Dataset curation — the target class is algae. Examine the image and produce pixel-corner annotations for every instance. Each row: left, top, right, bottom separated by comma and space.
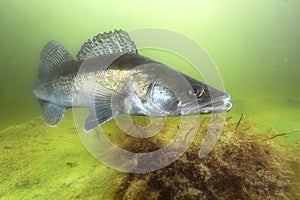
111, 115, 300, 200
0, 113, 299, 199
0, 112, 121, 200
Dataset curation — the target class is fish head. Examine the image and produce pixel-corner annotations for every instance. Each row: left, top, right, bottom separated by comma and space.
115, 62, 232, 117
144, 73, 232, 116
179, 75, 232, 114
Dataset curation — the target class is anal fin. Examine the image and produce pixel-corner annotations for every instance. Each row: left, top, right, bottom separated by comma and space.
41, 101, 67, 127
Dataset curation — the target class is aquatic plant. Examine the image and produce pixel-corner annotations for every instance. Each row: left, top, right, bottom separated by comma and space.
113, 115, 298, 200
0, 114, 298, 199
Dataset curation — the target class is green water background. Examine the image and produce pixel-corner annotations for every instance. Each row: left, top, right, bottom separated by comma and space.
0, 1, 299, 199
0, 0, 299, 140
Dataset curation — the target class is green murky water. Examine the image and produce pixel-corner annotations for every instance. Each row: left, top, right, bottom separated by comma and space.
0, 0, 299, 199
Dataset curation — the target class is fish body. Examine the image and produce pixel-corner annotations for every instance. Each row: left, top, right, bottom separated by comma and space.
33, 30, 232, 131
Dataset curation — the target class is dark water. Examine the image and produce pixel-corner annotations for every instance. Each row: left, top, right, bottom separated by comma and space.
0, 0, 299, 199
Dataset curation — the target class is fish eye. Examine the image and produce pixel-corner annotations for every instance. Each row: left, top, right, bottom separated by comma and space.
189, 87, 204, 98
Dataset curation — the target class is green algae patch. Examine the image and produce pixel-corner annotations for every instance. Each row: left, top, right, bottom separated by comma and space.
0, 113, 299, 199
0, 112, 122, 200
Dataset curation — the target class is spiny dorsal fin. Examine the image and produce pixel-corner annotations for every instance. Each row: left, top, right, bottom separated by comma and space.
39, 41, 73, 77
77, 30, 137, 60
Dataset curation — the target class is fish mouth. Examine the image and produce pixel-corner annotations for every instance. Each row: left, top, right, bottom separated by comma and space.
199, 94, 232, 113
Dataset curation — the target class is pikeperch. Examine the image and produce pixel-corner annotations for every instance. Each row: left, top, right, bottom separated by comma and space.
33, 30, 232, 131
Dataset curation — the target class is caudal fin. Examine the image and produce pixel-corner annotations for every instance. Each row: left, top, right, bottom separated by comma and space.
36, 41, 71, 126
39, 100, 66, 127
38, 41, 73, 78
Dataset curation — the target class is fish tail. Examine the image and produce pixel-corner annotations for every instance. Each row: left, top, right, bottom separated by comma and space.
35, 41, 72, 126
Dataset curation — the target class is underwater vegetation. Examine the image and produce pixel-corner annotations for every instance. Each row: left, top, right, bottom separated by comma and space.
0, 0, 299, 199
112, 115, 299, 200
0, 113, 299, 199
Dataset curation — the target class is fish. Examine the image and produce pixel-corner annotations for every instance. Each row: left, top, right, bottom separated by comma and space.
33, 30, 232, 132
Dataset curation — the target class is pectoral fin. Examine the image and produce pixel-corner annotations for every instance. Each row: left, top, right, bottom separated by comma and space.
84, 85, 118, 132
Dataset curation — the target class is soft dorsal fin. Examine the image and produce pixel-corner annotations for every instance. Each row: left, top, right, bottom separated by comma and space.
39, 41, 73, 77
77, 30, 137, 60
